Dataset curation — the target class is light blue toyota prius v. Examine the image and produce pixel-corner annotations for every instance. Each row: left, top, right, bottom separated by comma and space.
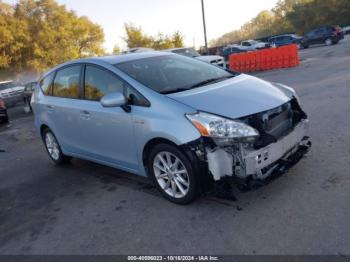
32, 52, 311, 204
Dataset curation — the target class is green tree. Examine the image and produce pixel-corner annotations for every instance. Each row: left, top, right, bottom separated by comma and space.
172, 31, 184, 48
210, 0, 350, 47
123, 23, 153, 48
112, 45, 121, 54
122, 23, 184, 50
0, 0, 105, 74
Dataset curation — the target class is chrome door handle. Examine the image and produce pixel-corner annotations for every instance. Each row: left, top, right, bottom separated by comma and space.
80, 110, 91, 120
47, 105, 54, 113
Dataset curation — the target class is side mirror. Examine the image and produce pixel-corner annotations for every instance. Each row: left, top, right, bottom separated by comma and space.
100, 92, 127, 108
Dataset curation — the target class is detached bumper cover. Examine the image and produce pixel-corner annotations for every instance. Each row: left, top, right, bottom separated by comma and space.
206, 119, 311, 181
244, 119, 310, 179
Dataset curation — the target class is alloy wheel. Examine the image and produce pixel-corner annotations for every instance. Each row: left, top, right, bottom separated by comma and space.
45, 132, 60, 160
153, 151, 190, 199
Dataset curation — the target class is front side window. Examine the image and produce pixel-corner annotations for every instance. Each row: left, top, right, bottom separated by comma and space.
84, 65, 125, 101
115, 55, 235, 94
53, 66, 81, 99
40, 73, 55, 96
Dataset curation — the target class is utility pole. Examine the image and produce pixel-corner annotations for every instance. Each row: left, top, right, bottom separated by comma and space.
201, 0, 208, 54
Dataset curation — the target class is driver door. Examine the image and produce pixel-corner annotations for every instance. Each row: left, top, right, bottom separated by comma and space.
76, 64, 139, 172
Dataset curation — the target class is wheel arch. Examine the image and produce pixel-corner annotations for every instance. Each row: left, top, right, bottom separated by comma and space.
141, 137, 212, 193
142, 137, 180, 172
40, 124, 50, 137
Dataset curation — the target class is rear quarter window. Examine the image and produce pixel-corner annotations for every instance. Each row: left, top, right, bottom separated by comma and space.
39, 73, 55, 96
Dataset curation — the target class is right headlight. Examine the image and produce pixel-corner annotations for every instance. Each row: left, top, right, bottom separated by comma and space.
186, 112, 259, 145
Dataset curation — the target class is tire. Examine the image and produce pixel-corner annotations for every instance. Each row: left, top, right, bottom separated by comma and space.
24, 97, 32, 112
0, 116, 8, 124
42, 128, 71, 165
303, 44, 309, 49
147, 143, 199, 205
325, 38, 332, 46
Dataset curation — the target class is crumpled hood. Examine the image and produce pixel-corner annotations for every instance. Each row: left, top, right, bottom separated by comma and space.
167, 74, 292, 119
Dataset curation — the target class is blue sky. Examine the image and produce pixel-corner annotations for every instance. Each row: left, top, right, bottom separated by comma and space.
5, 0, 278, 51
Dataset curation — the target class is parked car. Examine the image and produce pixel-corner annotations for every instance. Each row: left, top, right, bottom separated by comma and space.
220, 45, 246, 65
301, 26, 344, 48
0, 81, 25, 108
0, 98, 9, 124
32, 52, 311, 204
343, 26, 350, 35
268, 34, 303, 47
164, 47, 225, 68
23, 81, 37, 111
239, 40, 270, 51
123, 47, 154, 54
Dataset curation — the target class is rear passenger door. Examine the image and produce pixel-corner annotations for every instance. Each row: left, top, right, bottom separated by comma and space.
50, 64, 84, 153
75, 64, 139, 171
305, 31, 316, 45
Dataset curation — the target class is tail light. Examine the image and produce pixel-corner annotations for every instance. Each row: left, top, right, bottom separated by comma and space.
0, 99, 5, 108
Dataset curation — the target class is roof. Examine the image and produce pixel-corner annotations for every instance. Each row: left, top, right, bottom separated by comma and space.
41, 51, 174, 79
72, 51, 172, 65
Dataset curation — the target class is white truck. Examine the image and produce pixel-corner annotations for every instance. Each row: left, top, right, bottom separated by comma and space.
238, 40, 270, 51
0, 81, 25, 108
165, 48, 225, 68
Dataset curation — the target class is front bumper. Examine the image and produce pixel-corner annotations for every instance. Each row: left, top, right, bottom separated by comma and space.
244, 119, 310, 179
206, 119, 311, 181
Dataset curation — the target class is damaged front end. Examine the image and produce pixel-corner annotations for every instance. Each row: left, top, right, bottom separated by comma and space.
185, 98, 311, 189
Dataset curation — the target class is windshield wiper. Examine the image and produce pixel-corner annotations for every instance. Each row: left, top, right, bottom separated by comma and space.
189, 76, 233, 88
160, 75, 234, 94
161, 88, 189, 94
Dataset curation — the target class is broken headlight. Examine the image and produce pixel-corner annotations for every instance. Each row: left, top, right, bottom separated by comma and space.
186, 112, 259, 145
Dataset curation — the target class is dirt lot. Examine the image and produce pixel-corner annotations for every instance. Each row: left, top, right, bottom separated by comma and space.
0, 36, 350, 255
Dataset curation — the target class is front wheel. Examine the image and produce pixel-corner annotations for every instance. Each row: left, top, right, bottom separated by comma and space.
148, 144, 199, 204
42, 128, 71, 165
325, 38, 332, 46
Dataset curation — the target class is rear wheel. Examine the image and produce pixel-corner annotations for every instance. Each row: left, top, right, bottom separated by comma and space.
42, 128, 71, 165
147, 143, 199, 204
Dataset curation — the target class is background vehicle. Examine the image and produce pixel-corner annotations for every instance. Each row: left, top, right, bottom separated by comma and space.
23, 81, 37, 112
301, 26, 344, 48
0, 81, 25, 108
268, 34, 303, 47
220, 45, 246, 66
0, 98, 9, 124
343, 26, 350, 35
123, 47, 154, 53
32, 52, 310, 204
239, 40, 270, 51
165, 47, 225, 68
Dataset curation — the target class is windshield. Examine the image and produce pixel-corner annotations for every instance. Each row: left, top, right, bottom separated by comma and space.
0, 82, 15, 91
115, 55, 236, 94
171, 48, 201, 58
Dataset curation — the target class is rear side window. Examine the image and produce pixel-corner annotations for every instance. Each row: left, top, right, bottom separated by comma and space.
40, 73, 55, 96
53, 66, 81, 99
84, 65, 125, 101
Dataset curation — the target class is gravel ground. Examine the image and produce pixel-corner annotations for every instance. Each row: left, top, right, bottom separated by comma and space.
0, 36, 349, 255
